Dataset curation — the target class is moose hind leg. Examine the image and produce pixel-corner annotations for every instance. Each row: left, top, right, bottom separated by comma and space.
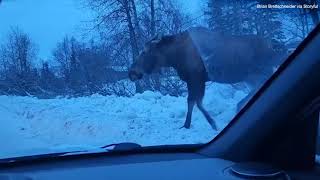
197, 100, 217, 130
182, 99, 195, 129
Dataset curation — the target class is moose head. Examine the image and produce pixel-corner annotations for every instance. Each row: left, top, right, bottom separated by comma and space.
128, 34, 166, 81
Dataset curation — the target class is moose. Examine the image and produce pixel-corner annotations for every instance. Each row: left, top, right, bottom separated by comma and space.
128, 27, 283, 130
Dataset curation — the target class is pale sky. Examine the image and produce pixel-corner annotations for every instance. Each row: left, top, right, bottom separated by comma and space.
0, 0, 205, 60
0, 0, 91, 60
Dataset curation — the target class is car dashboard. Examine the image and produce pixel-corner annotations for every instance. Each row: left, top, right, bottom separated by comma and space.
1, 152, 320, 180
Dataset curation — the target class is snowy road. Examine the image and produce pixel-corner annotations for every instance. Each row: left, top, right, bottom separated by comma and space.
0, 83, 247, 159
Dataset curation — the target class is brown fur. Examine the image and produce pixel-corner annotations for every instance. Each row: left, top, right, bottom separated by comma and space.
129, 27, 283, 129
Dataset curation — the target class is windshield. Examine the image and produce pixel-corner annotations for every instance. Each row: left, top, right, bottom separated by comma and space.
0, 0, 319, 159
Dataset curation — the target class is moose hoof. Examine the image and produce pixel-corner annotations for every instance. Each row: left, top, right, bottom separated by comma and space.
180, 125, 191, 129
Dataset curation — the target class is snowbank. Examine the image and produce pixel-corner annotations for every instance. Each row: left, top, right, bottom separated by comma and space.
0, 82, 247, 159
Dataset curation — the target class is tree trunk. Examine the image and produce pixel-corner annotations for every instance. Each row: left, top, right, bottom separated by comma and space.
309, 0, 319, 25
123, 0, 139, 59
150, 0, 161, 91
123, 0, 143, 93
301, 8, 307, 37
130, 0, 143, 48
151, 0, 156, 36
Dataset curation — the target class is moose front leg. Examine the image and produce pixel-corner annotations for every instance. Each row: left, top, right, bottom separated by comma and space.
181, 98, 195, 129
180, 79, 201, 129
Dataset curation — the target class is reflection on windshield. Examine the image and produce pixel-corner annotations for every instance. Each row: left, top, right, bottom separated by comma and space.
0, 0, 319, 159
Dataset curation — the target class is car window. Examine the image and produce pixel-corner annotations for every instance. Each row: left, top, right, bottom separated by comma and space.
0, 0, 319, 159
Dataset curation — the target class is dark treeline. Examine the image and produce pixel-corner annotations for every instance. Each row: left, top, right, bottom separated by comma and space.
0, 28, 128, 98
0, 0, 318, 98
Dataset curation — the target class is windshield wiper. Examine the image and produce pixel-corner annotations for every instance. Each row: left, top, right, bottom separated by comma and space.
100, 142, 142, 151
0, 142, 142, 165
60, 142, 143, 156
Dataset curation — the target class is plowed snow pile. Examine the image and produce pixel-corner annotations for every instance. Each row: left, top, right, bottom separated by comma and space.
0, 83, 247, 158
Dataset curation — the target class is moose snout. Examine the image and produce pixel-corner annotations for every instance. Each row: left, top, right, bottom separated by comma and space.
128, 69, 143, 81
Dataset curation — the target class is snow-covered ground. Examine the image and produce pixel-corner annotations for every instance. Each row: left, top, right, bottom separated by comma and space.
0, 83, 247, 159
